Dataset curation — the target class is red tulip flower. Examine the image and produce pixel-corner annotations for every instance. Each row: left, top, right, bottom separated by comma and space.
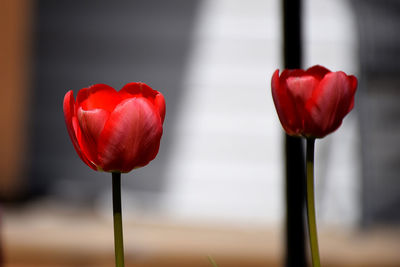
63, 82, 165, 173
271, 65, 357, 138
271, 65, 358, 267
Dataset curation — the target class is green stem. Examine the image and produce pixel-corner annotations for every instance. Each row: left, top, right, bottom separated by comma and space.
306, 138, 321, 267
208, 255, 219, 267
112, 172, 125, 267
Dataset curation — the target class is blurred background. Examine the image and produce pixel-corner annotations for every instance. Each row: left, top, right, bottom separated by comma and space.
1, 0, 399, 266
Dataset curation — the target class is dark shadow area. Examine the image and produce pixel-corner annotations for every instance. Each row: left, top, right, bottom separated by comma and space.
352, 0, 400, 226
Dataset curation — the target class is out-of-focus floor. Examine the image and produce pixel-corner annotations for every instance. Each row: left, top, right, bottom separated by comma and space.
3, 206, 400, 267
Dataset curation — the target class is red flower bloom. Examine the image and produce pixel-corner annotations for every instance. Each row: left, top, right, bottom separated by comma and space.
271, 65, 357, 138
63, 82, 165, 173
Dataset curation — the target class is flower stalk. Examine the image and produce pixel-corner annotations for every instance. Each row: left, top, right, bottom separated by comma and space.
306, 138, 320, 267
208, 256, 219, 267
112, 172, 125, 267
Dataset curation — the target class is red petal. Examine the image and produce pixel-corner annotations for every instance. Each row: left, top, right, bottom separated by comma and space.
271, 70, 293, 134
305, 65, 331, 80
77, 107, 110, 165
271, 69, 303, 136
97, 97, 163, 172
119, 82, 158, 99
63, 91, 97, 170
286, 75, 319, 131
76, 84, 121, 113
286, 75, 318, 106
120, 82, 166, 123
347, 75, 358, 112
348, 75, 358, 93
72, 117, 100, 169
306, 71, 355, 137
280, 69, 305, 80
155, 93, 166, 123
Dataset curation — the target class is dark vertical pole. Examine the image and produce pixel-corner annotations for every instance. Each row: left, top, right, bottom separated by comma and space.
282, 0, 307, 267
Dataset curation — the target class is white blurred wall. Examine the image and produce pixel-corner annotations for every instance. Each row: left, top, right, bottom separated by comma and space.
120, 0, 361, 228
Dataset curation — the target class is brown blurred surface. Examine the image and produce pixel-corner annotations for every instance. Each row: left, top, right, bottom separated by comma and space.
0, 0, 32, 198
3, 205, 400, 267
